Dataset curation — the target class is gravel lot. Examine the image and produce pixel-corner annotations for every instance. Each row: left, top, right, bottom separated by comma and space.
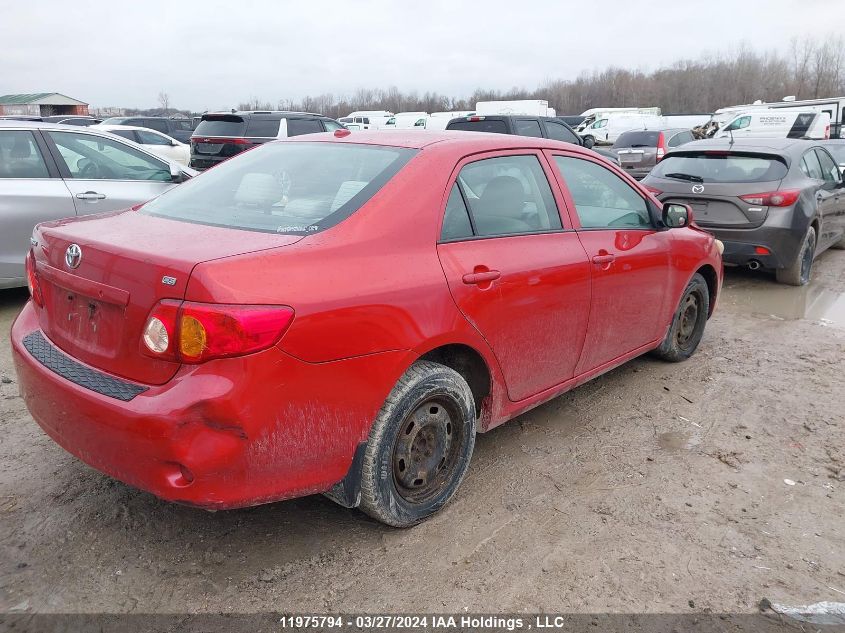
0, 252, 843, 615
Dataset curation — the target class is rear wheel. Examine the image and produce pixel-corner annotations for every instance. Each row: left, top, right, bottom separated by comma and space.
359, 361, 476, 527
653, 273, 710, 362
776, 226, 816, 286
582, 135, 595, 149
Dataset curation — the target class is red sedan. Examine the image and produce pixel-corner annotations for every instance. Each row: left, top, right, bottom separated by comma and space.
12, 131, 722, 527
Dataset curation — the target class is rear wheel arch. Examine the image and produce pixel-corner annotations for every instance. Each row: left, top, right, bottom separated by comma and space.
419, 343, 491, 419
694, 264, 718, 316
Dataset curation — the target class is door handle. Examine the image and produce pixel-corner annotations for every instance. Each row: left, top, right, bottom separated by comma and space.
591, 254, 616, 265
76, 191, 106, 200
462, 270, 501, 285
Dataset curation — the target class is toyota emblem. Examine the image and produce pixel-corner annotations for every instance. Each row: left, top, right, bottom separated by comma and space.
65, 244, 82, 269
692, 184, 704, 194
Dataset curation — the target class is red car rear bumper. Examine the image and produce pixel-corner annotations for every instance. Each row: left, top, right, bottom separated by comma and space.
11, 301, 408, 509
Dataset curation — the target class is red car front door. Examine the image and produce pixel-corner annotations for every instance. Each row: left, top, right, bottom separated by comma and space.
436, 151, 591, 402
548, 151, 672, 374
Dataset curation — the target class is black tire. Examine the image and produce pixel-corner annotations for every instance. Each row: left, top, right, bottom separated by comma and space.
359, 361, 476, 527
652, 273, 710, 362
775, 226, 816, 286
582, 135, 595, 149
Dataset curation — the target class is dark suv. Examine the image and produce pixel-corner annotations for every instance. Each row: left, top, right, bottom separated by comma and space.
100, 116, 195, 142
189, 111, 344, 170
446, 115, 618, 163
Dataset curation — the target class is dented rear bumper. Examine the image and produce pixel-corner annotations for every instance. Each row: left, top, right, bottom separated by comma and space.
11, 300, 408, 509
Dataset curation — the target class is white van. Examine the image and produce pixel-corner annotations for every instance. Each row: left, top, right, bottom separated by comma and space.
425, 111, 475, 130
576, 107, 661, 132
385, 112, 429, 129
714, 111, 831, 140
579, 114, 664, 145
338, 111, 393, 130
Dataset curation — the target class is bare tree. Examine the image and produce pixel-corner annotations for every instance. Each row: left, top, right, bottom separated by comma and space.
158, 91, 170, 114
230, 36, 845, 120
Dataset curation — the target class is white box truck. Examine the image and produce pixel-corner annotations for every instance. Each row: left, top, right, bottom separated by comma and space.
475, 100, 556, 117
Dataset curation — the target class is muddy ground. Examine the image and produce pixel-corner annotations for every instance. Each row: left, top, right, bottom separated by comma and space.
0, 252, 843, 615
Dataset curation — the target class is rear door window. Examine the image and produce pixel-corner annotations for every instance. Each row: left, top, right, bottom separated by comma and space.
145, 119, 169, 133
48, 131, 171, 181
136, 129, 172, 145
447, 119, 508, 134
544, 121, 580, 144
554, 155, 651, 229
514, 120, 543, 138
815, 148, 840, 183
109, 129, 138, 142
287, 119, 324, 137
456, 155, 562, 237
0, 130, 51, 178
800, 151, 824, 180
245, 118, 281, 137
651, 153, 789, 183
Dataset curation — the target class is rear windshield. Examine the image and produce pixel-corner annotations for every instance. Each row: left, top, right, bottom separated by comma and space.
141, 142, 417, 235
447, 119, 508, 134
613, 131, 660, 148
194, 116, 246, 137
651, 152, 789, 183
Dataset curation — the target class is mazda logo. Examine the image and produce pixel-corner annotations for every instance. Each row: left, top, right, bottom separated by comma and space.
65, 244, 82, 269
692, 185, 704, 194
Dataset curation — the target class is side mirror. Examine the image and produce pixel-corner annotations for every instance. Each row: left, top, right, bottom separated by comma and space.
582, 135, 595, 149
662, 202, 692, 228
169, 163, 184, 183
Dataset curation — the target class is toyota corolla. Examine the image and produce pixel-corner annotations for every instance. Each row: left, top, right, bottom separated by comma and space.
12, 130, 722, 527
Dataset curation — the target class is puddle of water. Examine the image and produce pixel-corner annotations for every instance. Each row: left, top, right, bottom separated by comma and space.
657, 431, 698, 451
723, 281, 845, 329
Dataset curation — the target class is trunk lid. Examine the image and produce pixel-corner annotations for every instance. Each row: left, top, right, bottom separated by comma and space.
32, 210, 301, 385
654, 178, 784, 228
647, 150, 789, 228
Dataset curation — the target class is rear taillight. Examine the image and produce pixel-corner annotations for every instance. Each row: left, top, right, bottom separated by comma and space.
25, 250, 43, 307
141, 301, 294, 364
656, 132, 667, 162
643, 185, 663, 196
739, 190, 800, 207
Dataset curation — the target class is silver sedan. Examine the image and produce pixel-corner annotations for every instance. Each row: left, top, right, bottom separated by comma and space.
0, 121, 195, 288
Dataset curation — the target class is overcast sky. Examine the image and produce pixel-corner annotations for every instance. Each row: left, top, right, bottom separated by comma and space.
2, 0, 843, 111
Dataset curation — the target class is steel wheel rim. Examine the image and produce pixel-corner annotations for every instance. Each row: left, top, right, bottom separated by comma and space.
676, 291, 701, 348
392, 397, 463, 504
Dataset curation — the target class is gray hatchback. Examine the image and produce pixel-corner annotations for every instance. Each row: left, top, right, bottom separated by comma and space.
611, 128, 695, 180
642, 138, 845, 285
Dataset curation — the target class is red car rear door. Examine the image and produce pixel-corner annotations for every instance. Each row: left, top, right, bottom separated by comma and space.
546, 150, 672, 374
436, 150, 591, 402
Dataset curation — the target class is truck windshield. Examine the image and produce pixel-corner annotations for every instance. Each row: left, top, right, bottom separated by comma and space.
447, 119, 508, 134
